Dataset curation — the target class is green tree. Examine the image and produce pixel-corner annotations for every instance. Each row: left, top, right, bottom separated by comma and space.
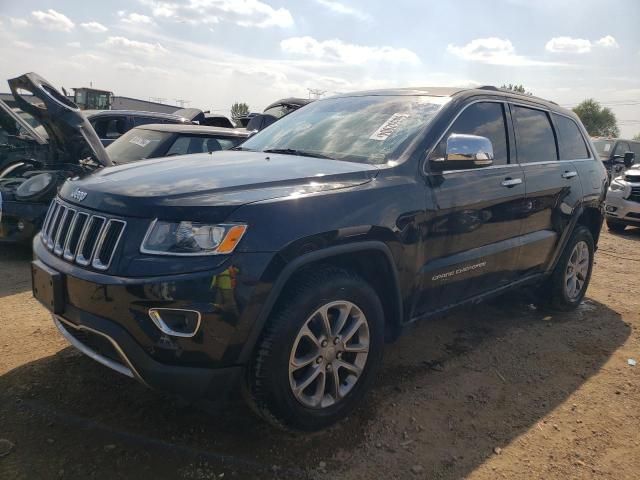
500, 84, 532, 95
572, 99, 619, 137
633, 132, 640, 141
230, 102, 250, 125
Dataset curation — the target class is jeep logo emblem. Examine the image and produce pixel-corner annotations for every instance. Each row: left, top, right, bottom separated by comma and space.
71, 188, 87, 201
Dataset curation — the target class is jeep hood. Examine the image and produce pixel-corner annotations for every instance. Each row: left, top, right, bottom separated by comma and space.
8, 72, 111, 167
58, 150, 379, 220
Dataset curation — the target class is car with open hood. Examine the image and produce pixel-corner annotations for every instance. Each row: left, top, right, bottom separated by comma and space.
0, 72, 111, 242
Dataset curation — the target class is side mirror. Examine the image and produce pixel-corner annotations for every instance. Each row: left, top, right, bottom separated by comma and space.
430, 134, 494, 171
623, 151, 635, 168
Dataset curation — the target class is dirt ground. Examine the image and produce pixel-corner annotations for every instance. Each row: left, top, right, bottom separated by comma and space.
1, 227, 639, 480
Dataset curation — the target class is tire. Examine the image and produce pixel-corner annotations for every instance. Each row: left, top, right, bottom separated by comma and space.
245, 266, 385, 431
542, 225, 595, 311
607, 220, 627, 233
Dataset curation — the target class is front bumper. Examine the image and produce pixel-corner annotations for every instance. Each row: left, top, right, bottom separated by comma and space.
51, 310, 242, 399
605, 191, 640, 225
33, 236, 275, 400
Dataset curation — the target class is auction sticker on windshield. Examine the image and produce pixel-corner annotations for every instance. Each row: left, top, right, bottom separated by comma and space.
129, 136, 152, 148
369, 113, 410, 141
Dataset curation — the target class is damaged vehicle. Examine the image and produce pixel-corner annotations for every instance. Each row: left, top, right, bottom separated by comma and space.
245, 97, 313, 132
105, 123, 250, 164
0, 72, 111, 243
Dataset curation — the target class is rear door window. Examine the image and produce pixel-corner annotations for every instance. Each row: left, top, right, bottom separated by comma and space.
512, 106, 557, 163
553, 114, 590, 160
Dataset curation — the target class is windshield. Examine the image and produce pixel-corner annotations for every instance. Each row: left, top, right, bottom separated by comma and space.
106, 129, 172, 164
241, 95, 447, 165
592, 139, 613, 159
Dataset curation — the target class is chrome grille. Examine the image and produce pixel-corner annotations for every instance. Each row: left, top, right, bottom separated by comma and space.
41, 199, 126, 270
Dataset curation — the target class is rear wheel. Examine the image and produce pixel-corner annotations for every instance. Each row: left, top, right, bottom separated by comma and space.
246, 266, 384, 431
607, 219, 627, 233
542, 225, 594, 311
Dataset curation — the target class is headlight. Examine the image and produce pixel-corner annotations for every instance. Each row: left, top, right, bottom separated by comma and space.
610, 180, 625, 191
141, 220, 247, 256
15, 173, 56, 201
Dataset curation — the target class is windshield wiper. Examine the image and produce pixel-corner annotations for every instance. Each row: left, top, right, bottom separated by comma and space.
262, 148, 335, 160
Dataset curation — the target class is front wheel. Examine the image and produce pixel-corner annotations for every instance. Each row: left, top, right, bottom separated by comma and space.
245, 266, 384, 431
542, 225, 594, 311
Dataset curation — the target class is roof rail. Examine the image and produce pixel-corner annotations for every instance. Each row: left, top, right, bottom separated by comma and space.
476, 85, 558, 105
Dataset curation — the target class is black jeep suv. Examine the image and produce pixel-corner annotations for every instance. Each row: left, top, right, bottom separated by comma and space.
31, 87, 607, 431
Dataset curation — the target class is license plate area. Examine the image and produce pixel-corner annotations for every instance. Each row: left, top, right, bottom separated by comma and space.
32, 261, 65, 314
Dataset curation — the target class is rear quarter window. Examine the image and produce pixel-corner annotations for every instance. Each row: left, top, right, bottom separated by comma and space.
512, 106, 557, 163
553, 114, 590, 160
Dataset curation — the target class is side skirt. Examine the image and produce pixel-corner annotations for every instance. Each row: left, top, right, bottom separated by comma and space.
406, 272, 546, 324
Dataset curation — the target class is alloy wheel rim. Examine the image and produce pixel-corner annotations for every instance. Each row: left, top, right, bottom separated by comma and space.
564, 240, 589, 301
288, 300, 370, 409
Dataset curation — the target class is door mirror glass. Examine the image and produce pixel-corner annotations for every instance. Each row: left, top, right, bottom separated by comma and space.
431, 134, 494, 171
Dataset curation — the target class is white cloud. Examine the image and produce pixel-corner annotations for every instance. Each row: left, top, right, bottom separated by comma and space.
314, 0, 371, 21
595, 35, 619, 49
281, 36, 420, 65
31, 9, 75, 32
120, 12, 155, 25
9, 17, 30, 28
12, 40, 33, 49
104, 36, 168, 55
545, 35, 619, 54
545, 36, 592, 54
80, 21, 109, 33
448, 37, 555, 66
140, 0, 293, 28
67, 42, 82, 48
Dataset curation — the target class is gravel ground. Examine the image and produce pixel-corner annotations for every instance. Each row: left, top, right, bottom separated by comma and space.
1, 227, 639, 479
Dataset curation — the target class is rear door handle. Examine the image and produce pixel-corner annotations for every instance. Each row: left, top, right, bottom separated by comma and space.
501, 178, 523, 187
562, 171, 578, 179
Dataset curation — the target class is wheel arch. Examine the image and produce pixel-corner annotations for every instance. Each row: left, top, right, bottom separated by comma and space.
238, 241, 404, 364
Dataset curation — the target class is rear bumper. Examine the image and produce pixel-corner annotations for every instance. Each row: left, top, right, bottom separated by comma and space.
52, 307, 243, 399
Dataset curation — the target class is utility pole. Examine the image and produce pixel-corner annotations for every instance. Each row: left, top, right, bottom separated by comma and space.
307, 88, 326, 100
174, 99, 191, 108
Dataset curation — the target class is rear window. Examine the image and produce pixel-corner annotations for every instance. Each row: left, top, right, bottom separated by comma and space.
166, 135, 244, 155
592, 139, 613, 159
92, 116, 127, 139
512, 106, 557, 163
106, 128, 172, 164
553, 114, 589, 160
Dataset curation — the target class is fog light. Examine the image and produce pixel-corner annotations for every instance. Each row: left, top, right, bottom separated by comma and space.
148, 308, 201, 337
605, 205, 617, 213
17, 220, 25, 231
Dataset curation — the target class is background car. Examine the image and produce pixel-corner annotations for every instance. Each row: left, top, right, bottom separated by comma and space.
86, 109, 201, 146
592, 137, 638, 179
244, 97, 313, 132
105, 123, 250, 164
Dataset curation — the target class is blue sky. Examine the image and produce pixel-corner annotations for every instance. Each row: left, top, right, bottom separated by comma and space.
1, 0, 639, 136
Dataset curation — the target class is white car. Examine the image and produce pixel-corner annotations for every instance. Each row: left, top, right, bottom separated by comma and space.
605, 166, 640, 231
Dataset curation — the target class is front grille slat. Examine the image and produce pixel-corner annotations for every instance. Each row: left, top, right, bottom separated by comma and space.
42, 198, 126, 271
630, 186, 640, 203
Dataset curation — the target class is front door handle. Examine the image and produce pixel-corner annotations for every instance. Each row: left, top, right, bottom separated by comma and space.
562, 171, 578, 179
501, 178, 523, 187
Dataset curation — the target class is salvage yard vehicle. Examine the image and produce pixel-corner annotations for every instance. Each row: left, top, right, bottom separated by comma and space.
245, 97, 313, 131
32, 86, 607, 431
86, 108, 201, 146
605, 164, 640, 232
592, 137, 638, 180
105, 124, 250, 164
0, 72, 111, 243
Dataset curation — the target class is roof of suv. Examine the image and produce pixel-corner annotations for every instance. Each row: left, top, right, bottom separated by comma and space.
83, 109, 192, 121
333, 86, 564, 112
134, 123, 250, 137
